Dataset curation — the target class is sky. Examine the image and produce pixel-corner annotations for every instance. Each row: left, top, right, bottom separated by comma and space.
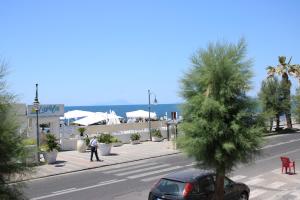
1, 0, 300, 106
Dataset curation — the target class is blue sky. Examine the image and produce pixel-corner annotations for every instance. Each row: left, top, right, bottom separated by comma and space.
1, 0, 300, 106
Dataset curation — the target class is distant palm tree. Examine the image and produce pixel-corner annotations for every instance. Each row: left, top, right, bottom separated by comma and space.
267, 56, 300, 129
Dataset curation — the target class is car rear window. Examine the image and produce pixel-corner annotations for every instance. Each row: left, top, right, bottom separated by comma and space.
155, 179, 186, 195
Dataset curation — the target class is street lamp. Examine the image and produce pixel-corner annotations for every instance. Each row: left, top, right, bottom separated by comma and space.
148, 89, 157, 141
33, 83, 40, 162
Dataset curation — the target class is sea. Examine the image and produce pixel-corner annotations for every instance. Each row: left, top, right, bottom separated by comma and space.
65, 103, 182, 119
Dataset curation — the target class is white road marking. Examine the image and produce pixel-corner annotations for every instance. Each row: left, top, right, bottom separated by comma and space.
97, 179, 120, 184
116, 164, 170, 176
30, 179, 127, 200
141, 173, 170, 182
92, 160, 150, 172
244, 178, 264, 185
261, 138, 300, 149
127, 166, 183, 179
230, 175, 247, 181
103, 162, 158, 174
185, 162, 197, 167
250, 189, 267, 199
264, 191, 290, 200
268, 181, 286, 189
291, 191, 300, 198
52, 188, 76, 194
271, 168, 282, 174
256, 148, 300, 163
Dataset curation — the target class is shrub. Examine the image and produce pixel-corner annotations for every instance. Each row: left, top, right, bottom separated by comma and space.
84, 135, 90, 146
22, 138, 36, 145
40, 134, 60, 152
111, 137, 121, 143
97, 133, 114, 144
130, 133, 141, 141
151, 129, 162, 138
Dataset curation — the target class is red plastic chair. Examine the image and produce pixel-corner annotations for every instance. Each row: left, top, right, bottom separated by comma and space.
280, 157, 296, 174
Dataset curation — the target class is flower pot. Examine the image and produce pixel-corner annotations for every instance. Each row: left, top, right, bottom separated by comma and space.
43, 150, 58, 164
112, 142, 123, 147
131, 140, 140, 145
99, 143, 112, 156
152, 136, 163, 142
77, 139, 87, 153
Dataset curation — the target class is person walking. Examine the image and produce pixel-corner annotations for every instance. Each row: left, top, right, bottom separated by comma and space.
90, 136, 101, 162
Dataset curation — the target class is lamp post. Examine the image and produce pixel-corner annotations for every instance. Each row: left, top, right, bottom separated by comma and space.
33, 83, 40, 162
148, 89, 157, 141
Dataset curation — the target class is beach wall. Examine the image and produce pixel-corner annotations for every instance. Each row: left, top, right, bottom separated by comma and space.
60, 121, 168, 137
59, 121, 172, 150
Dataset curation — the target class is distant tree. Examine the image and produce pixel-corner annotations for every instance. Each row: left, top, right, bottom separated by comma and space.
178, 39, 264, 200
267, 56, 300, 129
0, 60, 30, 200
259, 77, 283, 132
293, 88, 300, 123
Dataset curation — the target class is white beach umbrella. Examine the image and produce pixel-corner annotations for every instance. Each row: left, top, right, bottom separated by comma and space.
64, 110, 94, 119
126, 110, 156, 119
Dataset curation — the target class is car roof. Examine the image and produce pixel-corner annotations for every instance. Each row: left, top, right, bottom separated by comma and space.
163, 168, 214, 183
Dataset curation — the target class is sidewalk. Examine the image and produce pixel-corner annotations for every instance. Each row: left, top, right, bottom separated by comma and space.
19, 140, 179, 181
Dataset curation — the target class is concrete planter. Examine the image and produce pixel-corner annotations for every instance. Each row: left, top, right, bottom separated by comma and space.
77, 139, 87, 153
131, 140, 140, 145
152, 136, 163, 142
43, 150, 58, 164
99, 143, 112, 156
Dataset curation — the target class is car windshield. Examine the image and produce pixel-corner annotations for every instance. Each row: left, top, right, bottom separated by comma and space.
155, 179, 186, 196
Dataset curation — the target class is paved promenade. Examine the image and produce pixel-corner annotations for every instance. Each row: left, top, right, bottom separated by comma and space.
21, 140, 179, 181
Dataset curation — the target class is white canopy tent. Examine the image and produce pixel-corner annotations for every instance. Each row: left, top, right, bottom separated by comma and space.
106, 111, 122, 125
62, 110, 95, 126
63, 110, 95, 119
126, 110, 157, 120
72, 112, 108, 126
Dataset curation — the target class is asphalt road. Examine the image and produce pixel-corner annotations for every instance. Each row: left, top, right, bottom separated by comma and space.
22, 133, 300, 200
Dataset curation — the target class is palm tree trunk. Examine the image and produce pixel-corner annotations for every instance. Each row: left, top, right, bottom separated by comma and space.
213, 169, 225, 200
282, 73, 293, 129
269, 117, 273, 132
276, 113, 280, 130
286, 112, 292, 129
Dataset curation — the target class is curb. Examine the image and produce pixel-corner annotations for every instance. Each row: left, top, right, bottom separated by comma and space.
11, 151, 181, 183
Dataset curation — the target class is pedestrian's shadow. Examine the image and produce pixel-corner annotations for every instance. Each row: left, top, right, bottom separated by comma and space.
53, 160, 67, 167
108, 153, 119, 156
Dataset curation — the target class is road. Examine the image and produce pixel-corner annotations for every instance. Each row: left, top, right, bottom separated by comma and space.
23, 133, 300, 200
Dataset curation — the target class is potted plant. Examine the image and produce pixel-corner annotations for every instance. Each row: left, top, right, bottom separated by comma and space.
97, 133, 114, 156
41, 133, 60, 164
130, 133, 141, 144
84, 134, 90, 150
111, 137, 123, 147
77, 127, 87, 152
77, 127, 86, 138
151, 129, 163, 142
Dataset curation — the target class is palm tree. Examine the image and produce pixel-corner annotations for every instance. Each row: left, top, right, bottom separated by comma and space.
267, 56, 300, 128
178, 39, 264, 200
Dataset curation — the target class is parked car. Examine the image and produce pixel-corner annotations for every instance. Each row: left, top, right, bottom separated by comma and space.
148, 168, 249, 200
